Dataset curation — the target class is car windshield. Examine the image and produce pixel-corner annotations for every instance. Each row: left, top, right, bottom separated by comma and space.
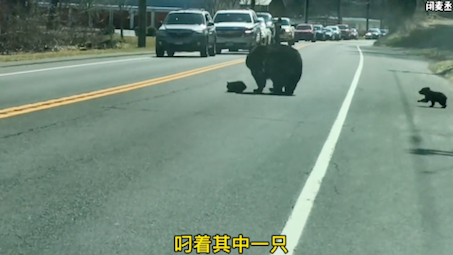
280, 19, 290, 25
324, 28, 331, 32
297, 25, 311, 30
338, 25, 348, 29
165, 13, 204, 25
329, 27, 338, 30
314, 26, 322, 30
257, 14, 271, 22
214, 13, 251, 23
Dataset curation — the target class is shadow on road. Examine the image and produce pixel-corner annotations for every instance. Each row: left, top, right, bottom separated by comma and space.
151, 55, 202, 58
226, 91, 294, 96
388, 69, 436, 75
409, 148, 453, 157
417, 105, 446, 109
353, 46, 427, 61
219, 52, 249, 55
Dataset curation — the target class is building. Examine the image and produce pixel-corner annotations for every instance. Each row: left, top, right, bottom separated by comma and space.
236, 0, 300, 16
239, 0, 272, 12
37, 0, 206, 30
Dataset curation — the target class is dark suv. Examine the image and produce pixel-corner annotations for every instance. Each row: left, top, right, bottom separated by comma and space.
155, 9, 217, 57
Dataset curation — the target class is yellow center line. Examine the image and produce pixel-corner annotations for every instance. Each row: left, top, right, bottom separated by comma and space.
0, 44, 312, 120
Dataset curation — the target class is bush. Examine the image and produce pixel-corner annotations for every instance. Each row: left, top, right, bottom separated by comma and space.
102, 25, 116, 35
0, 14, 121, 54
134, 26, 157, 37
375, 22, 453, 51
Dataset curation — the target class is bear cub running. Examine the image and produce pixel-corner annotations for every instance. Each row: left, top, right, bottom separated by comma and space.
418, 87, 447, 108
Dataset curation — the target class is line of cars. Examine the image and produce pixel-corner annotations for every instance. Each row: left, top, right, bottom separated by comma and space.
364, 28, 389, 39
154, 8, 364, 58
293, 23, 360, 42
155, 8, 272, 57
155, 8, 308, 57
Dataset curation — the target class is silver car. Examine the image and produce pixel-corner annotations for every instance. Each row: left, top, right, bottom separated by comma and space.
213, 9, 261, 53
257, 17, 272, 45
325, 25, 341, 40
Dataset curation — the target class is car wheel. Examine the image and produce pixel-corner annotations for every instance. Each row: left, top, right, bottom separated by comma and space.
166, 49, 175, 57
200, 42, 208, 57
208, 41, 216, 56
215, 45, 222, 54
156, 44, 164, 57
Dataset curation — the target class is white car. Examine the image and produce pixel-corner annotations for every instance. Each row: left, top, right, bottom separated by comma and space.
323, 27, 334, 40
325, 25, 341, 40
273, 17, 296, 45
257, 17, 272, 45
213, 9, 261, 53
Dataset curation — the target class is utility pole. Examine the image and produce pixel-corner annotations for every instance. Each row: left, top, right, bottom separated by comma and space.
251, 0, 256, 10
337, 0, 342, 24
138, 0, 147, 48
366, 0, 370, 31
379, 0, 385, 29
304, 0, 309, 23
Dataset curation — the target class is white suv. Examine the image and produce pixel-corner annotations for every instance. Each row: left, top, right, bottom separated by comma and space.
213, 9, 261, 54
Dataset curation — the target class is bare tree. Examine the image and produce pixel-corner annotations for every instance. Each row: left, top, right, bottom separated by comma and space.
117, 0, 133, 39
77, 0, 109, 28
204, 0, 241, 15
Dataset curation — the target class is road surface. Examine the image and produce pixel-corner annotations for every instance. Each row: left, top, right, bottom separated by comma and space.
1, 40, 453, 255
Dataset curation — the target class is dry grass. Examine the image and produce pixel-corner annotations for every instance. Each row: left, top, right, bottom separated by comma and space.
0, 35, 155, 62
429, 60, 453, 83
374, 17, 453, 83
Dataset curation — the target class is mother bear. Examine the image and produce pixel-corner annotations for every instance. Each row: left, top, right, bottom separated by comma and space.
246, 44, 303, 95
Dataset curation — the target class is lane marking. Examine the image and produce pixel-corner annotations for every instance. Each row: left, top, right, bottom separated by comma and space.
271, 45, 364, 255
0, 43, 312, 120
0, 57, 149, 77
0, 59, 245, 119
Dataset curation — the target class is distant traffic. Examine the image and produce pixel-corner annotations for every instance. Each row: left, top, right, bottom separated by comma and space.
154, 8, 389, 57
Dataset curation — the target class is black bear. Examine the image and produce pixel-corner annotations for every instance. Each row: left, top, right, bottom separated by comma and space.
245, 44, 303, 95
418, 87, 447, 108
226, 81, 247, 93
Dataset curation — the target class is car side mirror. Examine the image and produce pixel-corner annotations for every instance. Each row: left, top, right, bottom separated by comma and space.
208, 21, 214, 26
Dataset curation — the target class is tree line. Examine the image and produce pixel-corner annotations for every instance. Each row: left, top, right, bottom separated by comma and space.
0, 0, 435, 54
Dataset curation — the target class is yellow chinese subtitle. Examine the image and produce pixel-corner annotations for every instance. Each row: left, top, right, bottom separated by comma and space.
174, 234, 288, 254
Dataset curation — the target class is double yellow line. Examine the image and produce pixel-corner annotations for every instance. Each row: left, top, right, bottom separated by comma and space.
0, 59, 244, 119
0, 43, 310, 120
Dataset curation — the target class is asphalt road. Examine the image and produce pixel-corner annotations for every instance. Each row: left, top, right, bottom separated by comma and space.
1, 40, 453, 255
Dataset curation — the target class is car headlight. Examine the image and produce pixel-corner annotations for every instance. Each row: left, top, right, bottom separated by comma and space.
194, 30, 206, 35
244, 29, 253, 34
285, 28, 290, 32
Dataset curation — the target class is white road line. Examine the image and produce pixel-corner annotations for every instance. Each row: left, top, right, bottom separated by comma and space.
272, 45, 364, 255
0, 57, 149, 77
